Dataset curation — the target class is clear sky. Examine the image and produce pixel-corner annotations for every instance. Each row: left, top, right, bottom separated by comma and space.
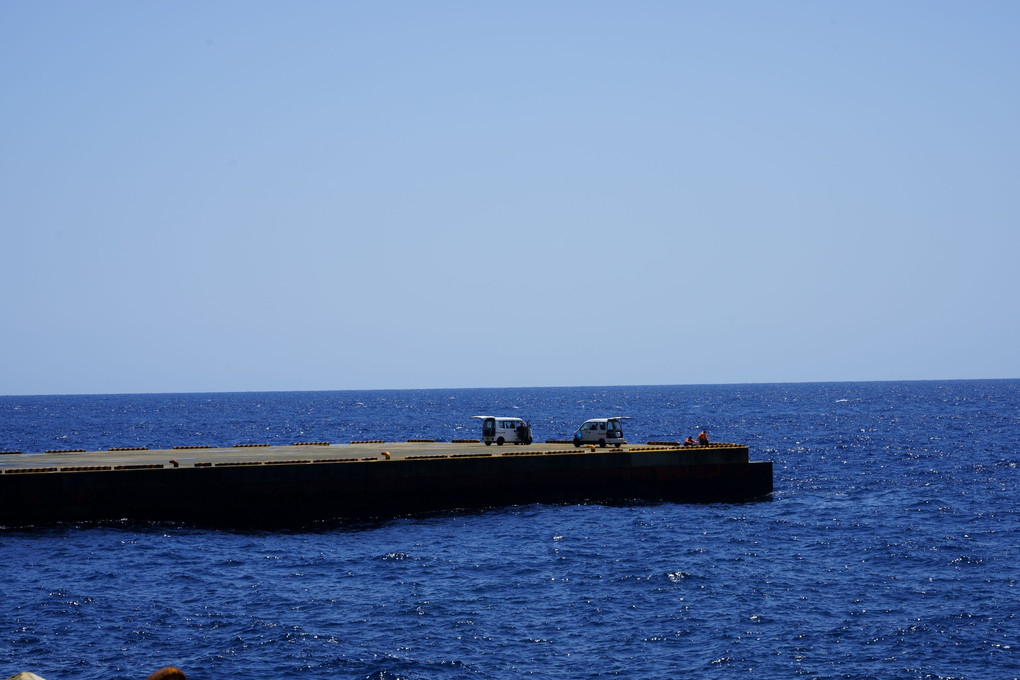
2, 1, 1018, 395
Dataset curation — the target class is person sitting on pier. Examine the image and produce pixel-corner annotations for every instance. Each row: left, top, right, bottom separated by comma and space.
684, 436, 695, 447
697, 430, 709, 446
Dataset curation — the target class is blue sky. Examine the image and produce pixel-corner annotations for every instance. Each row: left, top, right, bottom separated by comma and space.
2, 1, 1018, 395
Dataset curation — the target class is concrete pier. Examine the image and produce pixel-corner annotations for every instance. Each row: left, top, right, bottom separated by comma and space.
0, 441, 772, 528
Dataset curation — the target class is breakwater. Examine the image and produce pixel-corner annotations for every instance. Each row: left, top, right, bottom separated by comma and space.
0, 442, 771, 527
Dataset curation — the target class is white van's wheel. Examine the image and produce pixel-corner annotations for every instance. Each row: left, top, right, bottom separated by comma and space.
497, 437, 505, 445
599, 439, 606, 448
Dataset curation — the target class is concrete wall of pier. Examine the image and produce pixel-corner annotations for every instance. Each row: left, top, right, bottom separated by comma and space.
0, 447, 772, 528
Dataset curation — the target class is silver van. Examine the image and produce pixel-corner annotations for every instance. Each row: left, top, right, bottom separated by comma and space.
573, 417, 628, 448
471, 416, 533, 445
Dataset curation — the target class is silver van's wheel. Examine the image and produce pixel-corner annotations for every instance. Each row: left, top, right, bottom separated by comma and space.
497, 437, 505, 445
485, 441, 491, 446
599, 439, 606, 448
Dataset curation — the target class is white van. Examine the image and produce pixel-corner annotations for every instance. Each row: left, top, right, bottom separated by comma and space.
471, 416, 533, 445
573, 417, 629, 448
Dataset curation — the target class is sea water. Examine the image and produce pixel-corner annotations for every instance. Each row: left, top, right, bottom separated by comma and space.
0, 381, 1017, 679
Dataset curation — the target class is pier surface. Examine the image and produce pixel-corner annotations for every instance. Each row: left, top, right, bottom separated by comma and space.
0, 441, 772, 528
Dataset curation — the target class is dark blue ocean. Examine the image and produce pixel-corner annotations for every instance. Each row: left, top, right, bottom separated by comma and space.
1, 381, 1017, 680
